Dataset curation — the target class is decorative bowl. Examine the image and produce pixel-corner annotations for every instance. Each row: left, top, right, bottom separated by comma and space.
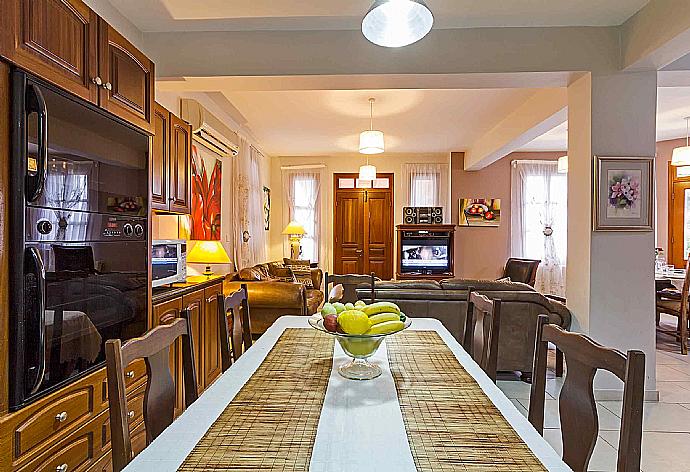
308, 316, 411, 380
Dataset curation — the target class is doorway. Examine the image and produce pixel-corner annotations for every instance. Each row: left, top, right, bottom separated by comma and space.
333, 173, 394, 279
669, 164, 690, 267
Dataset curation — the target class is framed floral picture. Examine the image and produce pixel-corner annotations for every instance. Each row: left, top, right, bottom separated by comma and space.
593, 156, 654, 231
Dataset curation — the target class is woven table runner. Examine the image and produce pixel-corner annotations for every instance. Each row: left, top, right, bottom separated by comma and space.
178, 328, 334, 471
387, 330, 548, 471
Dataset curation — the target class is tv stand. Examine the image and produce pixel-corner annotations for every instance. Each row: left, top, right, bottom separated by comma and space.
396, 224, 455, 280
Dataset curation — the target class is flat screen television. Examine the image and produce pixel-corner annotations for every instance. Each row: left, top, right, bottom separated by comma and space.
400, 239, 450, 274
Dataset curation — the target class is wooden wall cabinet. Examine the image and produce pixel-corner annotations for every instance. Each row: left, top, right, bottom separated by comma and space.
151, 103, 192, 214
0, 0, 154, 133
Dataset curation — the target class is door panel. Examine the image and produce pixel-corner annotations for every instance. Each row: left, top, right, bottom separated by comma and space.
99, 20, 154, 133
203, 284, 223, 388
151, 103, 169, 211
4, 0, 99, 103
152, 298, 183, 417
169, 113, 192, 214
334, 191, 364, 275
182, 290, 204, 395
333, 174, 393, 279
670, 180, 690, 267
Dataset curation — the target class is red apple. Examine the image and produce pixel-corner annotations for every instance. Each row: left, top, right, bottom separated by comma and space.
485, 211, 495, 220
323, 315, 339, 333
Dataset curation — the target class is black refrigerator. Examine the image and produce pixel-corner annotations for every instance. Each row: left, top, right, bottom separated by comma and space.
8, 68, 150, 410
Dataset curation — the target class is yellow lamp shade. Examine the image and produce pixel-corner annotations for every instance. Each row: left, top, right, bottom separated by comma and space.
187, 241, 230, 264
282, 221, 306, 236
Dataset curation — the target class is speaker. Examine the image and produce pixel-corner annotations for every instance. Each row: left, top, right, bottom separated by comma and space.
403, 207, 418, 224
403, 207, 444, 224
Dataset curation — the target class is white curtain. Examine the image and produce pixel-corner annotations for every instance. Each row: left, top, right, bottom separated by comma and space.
402, 163, 450, 221
232, 137, 267, 268
511, 160, 567, 296
282, 168, 322, 262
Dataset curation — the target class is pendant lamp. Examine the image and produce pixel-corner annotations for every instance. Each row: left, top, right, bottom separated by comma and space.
362, 0, 434, 48
359, 98, 384, 155
672, 117, 690, 166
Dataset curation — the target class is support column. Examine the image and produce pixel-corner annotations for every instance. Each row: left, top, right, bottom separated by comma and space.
566, 72, 658, 398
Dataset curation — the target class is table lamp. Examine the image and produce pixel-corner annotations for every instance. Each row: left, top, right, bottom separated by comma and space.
187, 240, 231, 277
282, 221, 306, 260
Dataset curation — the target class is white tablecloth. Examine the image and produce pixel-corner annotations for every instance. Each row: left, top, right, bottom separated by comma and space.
125, 316, 570, 471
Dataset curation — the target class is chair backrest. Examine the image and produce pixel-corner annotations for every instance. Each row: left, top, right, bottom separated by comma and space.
105, 317, 198, 472
218, 283, 252, 371
679, 257, 690, 319
528, 315, 645, 472
324, 272, 377, 304
463, 290, 501, 382
503, 258, 541, 286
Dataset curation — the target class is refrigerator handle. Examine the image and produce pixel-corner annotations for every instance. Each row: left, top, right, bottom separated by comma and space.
25, 83, 48, 202
26, 247, 46, 395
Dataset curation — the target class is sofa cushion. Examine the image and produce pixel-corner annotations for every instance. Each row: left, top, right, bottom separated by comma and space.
238, 267, 263, 281
271, 267, 296, 283
440, 279, 534, 292
284, 258, 311, 267
373, 280, 442, 290
288, 264, 314, 288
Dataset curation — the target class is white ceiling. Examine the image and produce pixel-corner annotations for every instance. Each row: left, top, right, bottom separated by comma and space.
218, 88, 538, 156
111, 0, 649, 32
523, 86, 690, 151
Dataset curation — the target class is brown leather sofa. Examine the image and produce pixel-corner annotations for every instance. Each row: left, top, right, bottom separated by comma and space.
224, 262, 324, 335
356, 279, 571, 379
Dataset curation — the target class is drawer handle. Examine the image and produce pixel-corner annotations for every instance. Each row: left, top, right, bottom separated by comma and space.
103, 82, 112, 91
91, 76, 102, 86
127, 411, 135, 421
55, 411, 68, 423
126, 370, 135, 379
207, 296, 217, 303
56, 463, 68, 472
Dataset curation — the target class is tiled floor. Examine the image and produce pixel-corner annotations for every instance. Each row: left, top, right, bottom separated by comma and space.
497, 314, 690, 472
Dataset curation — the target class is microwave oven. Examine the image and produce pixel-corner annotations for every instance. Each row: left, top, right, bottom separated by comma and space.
152, 240, 187, 287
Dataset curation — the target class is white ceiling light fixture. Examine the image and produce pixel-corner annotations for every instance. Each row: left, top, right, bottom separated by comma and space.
672, 117, 690, 166
362, 0, 434, 48
359, 98, 384, 155
558, 155, 568, 174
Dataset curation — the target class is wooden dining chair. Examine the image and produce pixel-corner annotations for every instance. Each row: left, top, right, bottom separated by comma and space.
105, 317, 198, 472
463, 290, 501, 382
528, 315, 645, 472
324, 272, 377, 304
218, 283, 253, 372
656, 257, 690, 354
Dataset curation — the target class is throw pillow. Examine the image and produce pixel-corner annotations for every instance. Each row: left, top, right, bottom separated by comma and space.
271, 267, 296, 283
239, 267, 262, 281
283, 258, 310, 268
497, 277, 512, 283
286, 264, 314, 288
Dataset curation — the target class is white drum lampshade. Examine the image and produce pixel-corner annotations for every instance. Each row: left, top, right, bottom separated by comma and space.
359, 130, 385, 154
557, 155, 568, 174
359, 164, 377, 181
672, 117, 690, 166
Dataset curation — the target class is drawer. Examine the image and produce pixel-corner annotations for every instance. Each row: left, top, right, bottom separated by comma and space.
14, 386, 95, 460
99, 358, 147, 408
131, 422, 147, 458
100, 383, 146, 451
87, 452, 112, 472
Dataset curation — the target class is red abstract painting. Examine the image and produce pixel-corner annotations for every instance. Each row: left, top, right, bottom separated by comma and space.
190, 144, 222, 240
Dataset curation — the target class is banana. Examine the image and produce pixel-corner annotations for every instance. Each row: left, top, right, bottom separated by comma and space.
366, 320, 405, 335
368, 312, 400, 325
362, 302, 400, 316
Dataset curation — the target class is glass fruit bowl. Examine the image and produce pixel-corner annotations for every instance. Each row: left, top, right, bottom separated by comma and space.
308, 316, 412, 380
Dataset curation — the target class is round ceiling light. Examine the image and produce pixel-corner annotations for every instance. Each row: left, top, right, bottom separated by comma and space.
362, 0, 434, 48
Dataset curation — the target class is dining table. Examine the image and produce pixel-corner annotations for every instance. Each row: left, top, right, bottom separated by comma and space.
124, 316, 570, 471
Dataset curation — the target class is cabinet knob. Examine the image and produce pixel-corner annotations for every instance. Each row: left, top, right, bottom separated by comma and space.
127, 410, 135, 421
125, 370, 135, 379
91, 76, 102, 86
103, 82, 113, 91
55, 411, 68, 423
56, 464, 68, 472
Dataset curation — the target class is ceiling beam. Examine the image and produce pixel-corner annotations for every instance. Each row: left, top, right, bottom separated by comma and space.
145, 27, 620, 78
621, 0, 690, 71
463, 88, 567, 170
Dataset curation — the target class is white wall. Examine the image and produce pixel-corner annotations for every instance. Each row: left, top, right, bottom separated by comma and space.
268, 153, 450, 273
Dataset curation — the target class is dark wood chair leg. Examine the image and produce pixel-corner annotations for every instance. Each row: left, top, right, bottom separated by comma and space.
555, 347, 564, 377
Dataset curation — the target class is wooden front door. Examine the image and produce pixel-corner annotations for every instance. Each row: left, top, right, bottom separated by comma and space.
669, 164, 690, 267
333, 173, 393, 279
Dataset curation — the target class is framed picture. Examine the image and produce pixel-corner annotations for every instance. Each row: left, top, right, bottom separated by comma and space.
459, 198, 501, 227
263, 186, 271, 230
593, 156, 654, 232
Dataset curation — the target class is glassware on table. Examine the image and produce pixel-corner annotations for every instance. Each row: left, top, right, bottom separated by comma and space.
308, 316, 411, 380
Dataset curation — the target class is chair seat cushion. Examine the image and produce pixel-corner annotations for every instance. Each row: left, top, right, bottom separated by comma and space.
657, 299, 682, 315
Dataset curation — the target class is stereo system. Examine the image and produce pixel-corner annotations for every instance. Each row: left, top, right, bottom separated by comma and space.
403, 206, 444, 225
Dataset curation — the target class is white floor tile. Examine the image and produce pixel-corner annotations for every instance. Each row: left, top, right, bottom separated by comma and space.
496, 380, 532, 400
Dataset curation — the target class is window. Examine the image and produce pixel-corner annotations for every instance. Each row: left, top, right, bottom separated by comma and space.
511, 160, 567, 296
403, 163, 449, 218
283, 170, 321, 262
410, 174, 438, 207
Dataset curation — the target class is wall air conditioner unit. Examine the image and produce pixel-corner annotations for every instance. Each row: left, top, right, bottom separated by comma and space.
180, 98, 240, 158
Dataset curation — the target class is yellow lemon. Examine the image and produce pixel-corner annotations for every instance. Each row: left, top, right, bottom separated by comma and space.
337, 310, 370, 335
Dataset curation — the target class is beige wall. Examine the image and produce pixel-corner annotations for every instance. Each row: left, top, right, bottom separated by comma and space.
152, 89, 271, 275
268, 153, 451, 273
655, 138, 686, 255
450, 151, 565, 279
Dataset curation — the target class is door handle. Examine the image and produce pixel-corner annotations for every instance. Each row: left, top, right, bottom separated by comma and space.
25, 83, 48, 202
355, 249, 363, 256
26, 247, 46, 395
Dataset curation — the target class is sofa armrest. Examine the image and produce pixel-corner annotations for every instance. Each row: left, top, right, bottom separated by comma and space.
546, 299, 572, 329
311, 269, 323, 290
224, 280, 306, 310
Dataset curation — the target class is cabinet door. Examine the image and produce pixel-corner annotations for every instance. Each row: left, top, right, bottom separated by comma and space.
169, 113, 192, 214
203, 284, 223, 388
2, 0, 99, 103
181, 290, 204, 395
98, 19, 154, 133
152, 298, 183, 417
151, 103, 170, 211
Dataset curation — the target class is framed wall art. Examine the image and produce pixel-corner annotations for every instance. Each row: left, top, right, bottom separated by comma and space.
593, 156, 654, 232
